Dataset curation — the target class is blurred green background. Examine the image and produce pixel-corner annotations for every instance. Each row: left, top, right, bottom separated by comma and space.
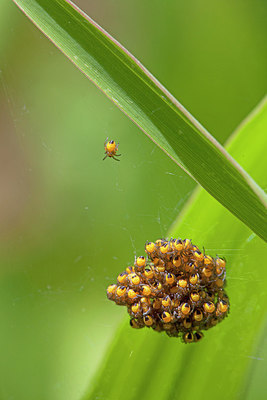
0, 0, 266, 399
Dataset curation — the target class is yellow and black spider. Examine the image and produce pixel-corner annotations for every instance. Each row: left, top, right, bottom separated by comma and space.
103, 138, 121, 161
107, 237, 230, 343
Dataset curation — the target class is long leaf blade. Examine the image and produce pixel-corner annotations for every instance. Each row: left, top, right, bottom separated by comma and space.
84, 89, 267, 400
12, 0, 267, 240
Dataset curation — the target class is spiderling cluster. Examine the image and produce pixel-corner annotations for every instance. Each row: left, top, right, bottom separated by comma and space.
107, 238, 229, 343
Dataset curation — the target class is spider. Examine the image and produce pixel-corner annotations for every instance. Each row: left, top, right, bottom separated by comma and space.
107, 237, 229, 344
103, 138, 121, 161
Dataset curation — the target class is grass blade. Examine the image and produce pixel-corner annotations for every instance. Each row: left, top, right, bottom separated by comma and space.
84, 87, 267, 400
12, 0, 267, 240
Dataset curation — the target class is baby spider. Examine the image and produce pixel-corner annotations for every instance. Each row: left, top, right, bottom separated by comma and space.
103, 138, 121, 161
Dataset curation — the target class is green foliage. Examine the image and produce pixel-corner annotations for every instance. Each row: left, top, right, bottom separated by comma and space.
13, 0, 267, 241
1, 1, 267, 399
86, 93, 267, 400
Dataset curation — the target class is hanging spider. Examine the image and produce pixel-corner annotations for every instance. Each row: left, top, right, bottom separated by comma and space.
103, 138, 121, 161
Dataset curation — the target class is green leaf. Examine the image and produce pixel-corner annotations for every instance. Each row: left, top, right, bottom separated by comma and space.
12, 0, 267, 241
84, 99, 267, 399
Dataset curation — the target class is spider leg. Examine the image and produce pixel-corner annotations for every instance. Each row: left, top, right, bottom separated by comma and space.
112, 156, 121, 161
103, 154, 108, 160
